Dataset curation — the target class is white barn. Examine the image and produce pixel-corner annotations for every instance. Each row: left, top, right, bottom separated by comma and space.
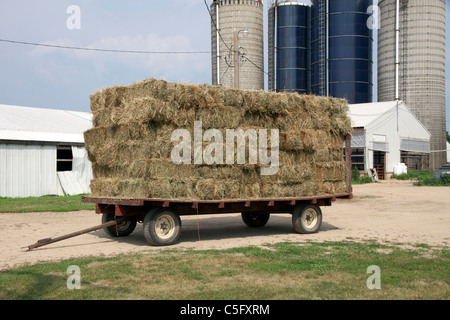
447, 142, 450, 163
348, 101, 431, 179
0, 104, 93, 198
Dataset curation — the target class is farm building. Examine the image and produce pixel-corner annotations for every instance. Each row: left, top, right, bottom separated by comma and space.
447, 142, 450, 163
0, 104, 93, 198
348, 101, 431, 179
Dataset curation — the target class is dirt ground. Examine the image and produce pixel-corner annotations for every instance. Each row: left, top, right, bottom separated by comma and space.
1, 179, 449, 270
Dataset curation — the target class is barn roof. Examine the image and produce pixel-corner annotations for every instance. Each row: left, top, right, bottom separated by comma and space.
0, 104, 92, 144
348, 100, 431, 137
348, 101, 402, 128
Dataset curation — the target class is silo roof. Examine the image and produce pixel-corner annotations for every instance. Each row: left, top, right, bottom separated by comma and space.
0, 104, 92, 144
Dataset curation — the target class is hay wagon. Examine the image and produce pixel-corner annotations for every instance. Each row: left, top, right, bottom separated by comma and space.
80, 134, 352, 246
81, 189, 352, 246
26, 80, 354, 250
27, 184, 351, 251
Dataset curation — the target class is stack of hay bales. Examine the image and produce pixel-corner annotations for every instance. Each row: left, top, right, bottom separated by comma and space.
84, 78, 351, 200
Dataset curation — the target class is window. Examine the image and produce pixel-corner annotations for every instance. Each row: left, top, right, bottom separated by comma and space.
351, 148, 365, 171
57, 146, 73, 172
401, 151, 430, 171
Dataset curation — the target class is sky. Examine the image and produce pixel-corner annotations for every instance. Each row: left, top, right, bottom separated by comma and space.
0, 0, 449, 131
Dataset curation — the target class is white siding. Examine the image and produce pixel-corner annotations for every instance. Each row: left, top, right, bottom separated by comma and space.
350, 101, 431, 175
56, 146, 92, 196
72, 146, 92, 193
0, 144, 57, 198
447, 142, 450, 163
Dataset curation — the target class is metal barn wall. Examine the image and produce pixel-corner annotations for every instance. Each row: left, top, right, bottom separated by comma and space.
0, 144, 58, 198
447, 142, 450, 163
371, 104, 430, 175
349, 101, 431, 176
57, 146, 93, 196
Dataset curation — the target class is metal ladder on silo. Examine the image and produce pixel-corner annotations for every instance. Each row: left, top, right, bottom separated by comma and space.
317, 0, 326, 97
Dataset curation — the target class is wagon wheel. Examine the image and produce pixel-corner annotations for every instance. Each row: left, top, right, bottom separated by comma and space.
241, 212, 270, 227
143, 208, 181, 246
101, 213, 137, 237
291, 204, 322, 234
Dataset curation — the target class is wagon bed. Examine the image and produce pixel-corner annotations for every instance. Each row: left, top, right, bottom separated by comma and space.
80, 192, 352, 246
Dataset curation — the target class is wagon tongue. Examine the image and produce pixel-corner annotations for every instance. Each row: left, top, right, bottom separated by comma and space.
37, 238, 52, 245
24, 219, 120, 251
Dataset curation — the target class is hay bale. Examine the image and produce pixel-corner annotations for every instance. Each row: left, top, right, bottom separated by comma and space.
85, 78, 351, 200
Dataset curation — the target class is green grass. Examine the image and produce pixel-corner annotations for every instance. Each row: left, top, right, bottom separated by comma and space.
351, 167, 374, 184
391, 171, 450, 186
0, 195, 95, 213
1, 242, 448, 300
391, 170, 433, 181
352, 176, 374, 184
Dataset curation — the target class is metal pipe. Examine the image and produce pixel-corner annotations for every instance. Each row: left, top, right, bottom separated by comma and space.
234, 31, 239, 88
325, 0, 329, 97
238, 46, 242, 89
395, 0, 400, 101
216, 2, 220, 85
395, 0, 400, 131
274, 3, 278, 91
25, 219, 119, 251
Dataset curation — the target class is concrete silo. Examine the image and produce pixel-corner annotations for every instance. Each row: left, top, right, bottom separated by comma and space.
311, 0, 373, 104
210, 0, 264, 90
378, 0, 446, 170
268, 1, 311, 94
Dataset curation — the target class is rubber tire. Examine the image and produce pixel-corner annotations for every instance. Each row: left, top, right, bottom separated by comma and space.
241, 212, 270, 227
143, 208, 181, 246
101, 213, 137, 237
292, 204, 322, 234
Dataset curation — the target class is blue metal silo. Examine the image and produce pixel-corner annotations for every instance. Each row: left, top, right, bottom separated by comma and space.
268, 1, 311, 94
311, 0, 373, 104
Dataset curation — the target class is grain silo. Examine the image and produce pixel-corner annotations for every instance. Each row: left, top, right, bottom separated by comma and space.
268, 1, 311, 94
311, 0, 373, 104
378, 0, 446, 170
210, 0, 264, 90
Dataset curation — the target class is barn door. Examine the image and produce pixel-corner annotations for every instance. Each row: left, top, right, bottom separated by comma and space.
373, 151, 385, 180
